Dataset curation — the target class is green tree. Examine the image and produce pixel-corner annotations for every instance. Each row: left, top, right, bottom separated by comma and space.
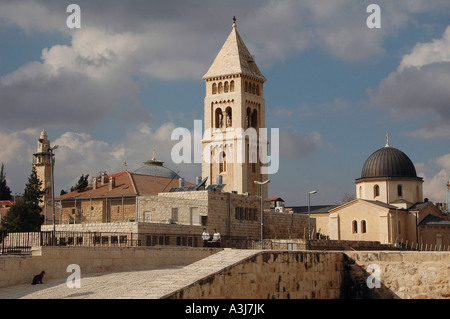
0, 163, 12, 201
0, 167, 45, 232
70, 174, 89, 192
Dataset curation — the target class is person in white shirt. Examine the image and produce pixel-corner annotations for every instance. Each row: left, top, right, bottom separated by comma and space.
212, 229, 221, 247
202, 228, 210, 247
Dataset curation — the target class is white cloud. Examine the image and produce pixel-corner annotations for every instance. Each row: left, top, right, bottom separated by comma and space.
279, 129, 321, 159
399, 26, 450, 71
417, 153, 450, 202
368, 26, 450, 137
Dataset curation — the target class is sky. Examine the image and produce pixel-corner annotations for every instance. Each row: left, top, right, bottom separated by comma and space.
0, 0, 450, 206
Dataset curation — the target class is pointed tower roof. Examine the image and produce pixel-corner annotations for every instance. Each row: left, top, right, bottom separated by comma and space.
203, 19, 266, 82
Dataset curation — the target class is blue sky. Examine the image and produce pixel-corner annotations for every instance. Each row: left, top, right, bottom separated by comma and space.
1, 0, 450, 206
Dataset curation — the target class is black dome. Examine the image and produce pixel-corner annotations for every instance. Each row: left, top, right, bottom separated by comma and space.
360, 146, 417, 179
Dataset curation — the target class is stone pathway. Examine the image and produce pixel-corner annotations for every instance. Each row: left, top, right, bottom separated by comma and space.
0, 249, 261, 299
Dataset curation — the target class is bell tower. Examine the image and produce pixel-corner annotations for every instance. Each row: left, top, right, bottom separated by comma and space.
33, 129, 52, 204
201, 18, 268, 197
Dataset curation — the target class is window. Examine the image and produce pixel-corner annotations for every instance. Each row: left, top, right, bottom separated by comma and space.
190, 207, 200, 225
212, 83, 217, 94
374, 185, 380, 198
215, 108, 224, 128
361, 220, 367, 233
251, 109, 258, 128
218, 82, 223, 94
397, 185, 403, 197
224, 81, 229, 93
225, 107, 232, 127
359, 186, 362, 198
230, 80, 235, 92
352, 220, 358, 233
171, 208, 178, 222
219, 152, 226, 173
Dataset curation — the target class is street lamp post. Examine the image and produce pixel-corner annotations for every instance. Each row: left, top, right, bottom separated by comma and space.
308, 190, 317, 241
254, 180, 270, 250
49, 145, 58, 246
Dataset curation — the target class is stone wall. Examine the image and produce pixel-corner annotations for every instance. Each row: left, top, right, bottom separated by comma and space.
165, 251, 345, 299
0, 246, 219, 288
344, 251, 450, 299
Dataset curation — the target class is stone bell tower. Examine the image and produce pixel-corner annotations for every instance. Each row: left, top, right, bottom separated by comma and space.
33, 129, 52, 204
201, 18, 268, 197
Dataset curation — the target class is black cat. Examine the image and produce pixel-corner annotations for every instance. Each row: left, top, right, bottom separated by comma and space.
31, 271, 45, 285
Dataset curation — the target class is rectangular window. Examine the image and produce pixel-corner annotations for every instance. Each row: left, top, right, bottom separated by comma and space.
190, 207, 200, 225
171, 208, 178, 222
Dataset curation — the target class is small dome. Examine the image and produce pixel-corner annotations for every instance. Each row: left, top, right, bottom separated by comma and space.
133, 159, 180, 179
360, 146, 417, 179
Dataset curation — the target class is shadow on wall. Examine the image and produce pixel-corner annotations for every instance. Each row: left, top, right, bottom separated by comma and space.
340, 254, 399, 299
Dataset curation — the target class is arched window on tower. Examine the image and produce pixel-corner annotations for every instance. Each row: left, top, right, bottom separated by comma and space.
252, 83, 256, 94
230, 80, 235, 92
212, 83, 217, 95
218, 82, 223, 94
246, 107, 251, 128
256, 84, 260, 96
374, 185, 380, 198
219, 152, 226, 173
215, 108, 224, 128
224, 81, 229, 93
225, 107, 232, 127
245, 81, 248, 93
251, 109, 258, 128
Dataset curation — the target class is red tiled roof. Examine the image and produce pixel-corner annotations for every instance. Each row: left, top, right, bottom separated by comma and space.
56, 171, 194, 201
0, 200, 14, 207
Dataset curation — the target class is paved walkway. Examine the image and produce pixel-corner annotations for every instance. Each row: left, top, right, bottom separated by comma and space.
0, 249, 261, 299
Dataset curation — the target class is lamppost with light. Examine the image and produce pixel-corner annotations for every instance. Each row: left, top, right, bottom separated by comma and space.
49, 145, 58, 245
254, 179, 270, 249
308, 190, 317, 241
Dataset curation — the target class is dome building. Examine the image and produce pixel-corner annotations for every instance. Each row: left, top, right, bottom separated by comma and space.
355, 135, 423, 205
134, 149, 180, 179
312, 135, 449, 246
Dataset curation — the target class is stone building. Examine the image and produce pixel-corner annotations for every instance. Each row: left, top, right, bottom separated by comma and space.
314, 136, 450, 248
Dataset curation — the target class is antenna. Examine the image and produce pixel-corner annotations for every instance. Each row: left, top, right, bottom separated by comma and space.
196, 177, 208, 190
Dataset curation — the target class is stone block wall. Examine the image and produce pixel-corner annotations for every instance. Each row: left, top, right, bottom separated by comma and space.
0, 246, 219, 288
344, 251, 450, 299
165, 251, 345, 299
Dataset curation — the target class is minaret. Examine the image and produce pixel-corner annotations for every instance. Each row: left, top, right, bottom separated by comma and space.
33, 129, 52, 203
201, 18, 267, 197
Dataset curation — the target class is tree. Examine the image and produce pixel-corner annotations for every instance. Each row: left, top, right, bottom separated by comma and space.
0, 163, 12, 201
341, 193, 356, 204
0, 167, 45, 232
70, 174, 89, 192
